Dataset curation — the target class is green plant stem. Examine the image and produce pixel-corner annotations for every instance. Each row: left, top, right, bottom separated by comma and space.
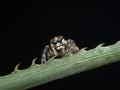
0, 41, 120, 90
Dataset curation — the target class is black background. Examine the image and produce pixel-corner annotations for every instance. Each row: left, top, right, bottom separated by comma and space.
2, 0, 120, 90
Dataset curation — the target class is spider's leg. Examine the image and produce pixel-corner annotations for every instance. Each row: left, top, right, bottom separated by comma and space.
66, 39, 79, 54
41, 45, 54, 64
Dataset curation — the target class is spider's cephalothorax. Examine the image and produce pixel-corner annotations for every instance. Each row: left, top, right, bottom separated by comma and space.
41, 36, 79, 63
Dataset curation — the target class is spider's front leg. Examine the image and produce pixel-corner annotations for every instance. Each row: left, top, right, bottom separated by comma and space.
41, 45, 54, 64
66, 39, 79, 54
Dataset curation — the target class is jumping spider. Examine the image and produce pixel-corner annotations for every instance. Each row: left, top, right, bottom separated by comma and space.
41, 36, 79, 63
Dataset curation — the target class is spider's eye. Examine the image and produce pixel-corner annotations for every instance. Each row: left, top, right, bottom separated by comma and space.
57, 38, 62, 42
52, 40, 57, 44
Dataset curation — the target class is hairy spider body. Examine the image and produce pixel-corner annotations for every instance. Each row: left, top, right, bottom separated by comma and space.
41, 36, 79, 63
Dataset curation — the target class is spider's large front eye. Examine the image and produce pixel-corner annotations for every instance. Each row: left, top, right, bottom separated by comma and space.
57, 38, 62, 43
52, 40, 57, 44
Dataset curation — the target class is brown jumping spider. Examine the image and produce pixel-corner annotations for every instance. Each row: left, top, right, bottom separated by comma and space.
41, 36, 79, 63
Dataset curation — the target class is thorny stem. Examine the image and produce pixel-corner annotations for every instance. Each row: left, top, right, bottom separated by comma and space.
0, 41, 120, 90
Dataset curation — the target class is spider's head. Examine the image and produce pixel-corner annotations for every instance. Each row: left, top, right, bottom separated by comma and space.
50, 36, 67, 52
